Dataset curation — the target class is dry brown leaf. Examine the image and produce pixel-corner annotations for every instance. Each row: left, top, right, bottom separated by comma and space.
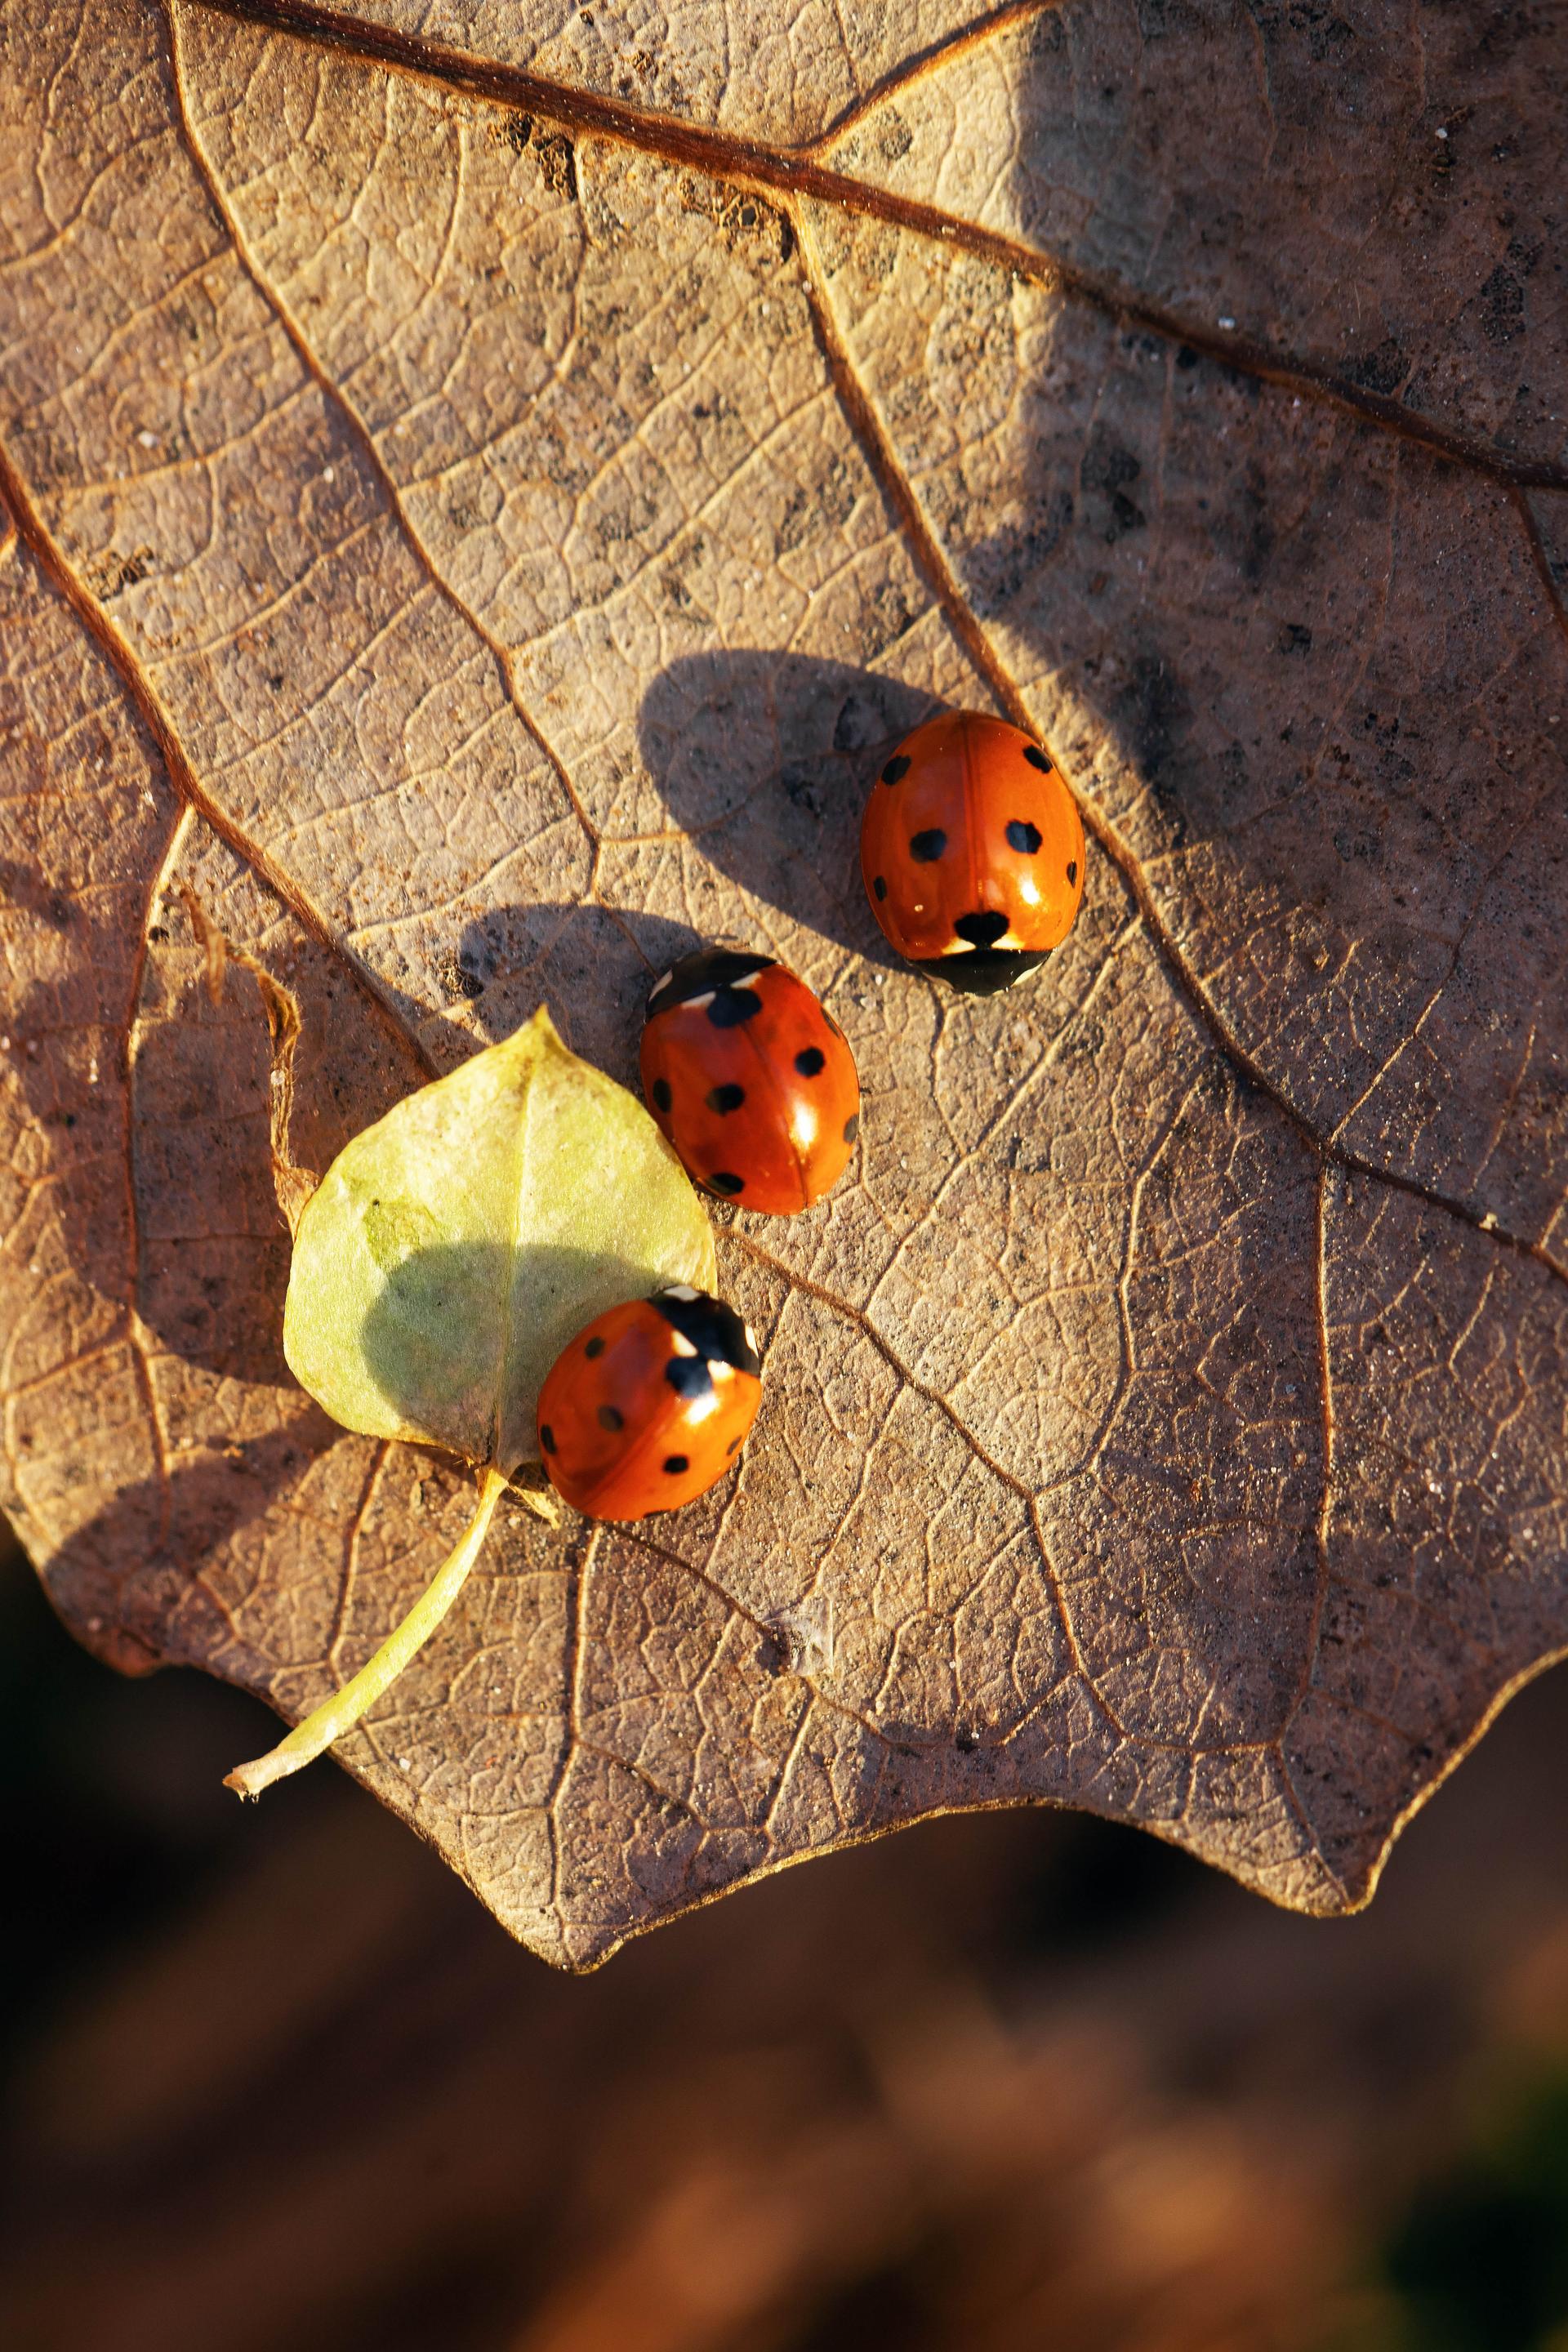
1, 0, 1566, 1967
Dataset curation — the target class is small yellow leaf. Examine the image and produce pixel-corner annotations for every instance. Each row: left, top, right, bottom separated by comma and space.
282, 1008, 715, 1475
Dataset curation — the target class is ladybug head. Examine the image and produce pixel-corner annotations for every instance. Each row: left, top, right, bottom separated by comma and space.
652, 1283, 761, 1377
645, 947, 777, 1023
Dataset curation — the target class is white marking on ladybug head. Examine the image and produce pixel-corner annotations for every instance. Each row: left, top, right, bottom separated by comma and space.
664, 1283, 699, 1301
670, 1332, 698, 1356
743, 1325, 758, 1353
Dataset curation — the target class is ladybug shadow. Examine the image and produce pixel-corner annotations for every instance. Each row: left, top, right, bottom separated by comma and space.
635, 651, 946, 969
450, 903, 706, 1092
454, 652, 951, 1072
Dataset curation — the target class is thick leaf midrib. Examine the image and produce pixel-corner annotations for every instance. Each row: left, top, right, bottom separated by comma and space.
495, 1032, 540, 1477
185, 0, 1568, 501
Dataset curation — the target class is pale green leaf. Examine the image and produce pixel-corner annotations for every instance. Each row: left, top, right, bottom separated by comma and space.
281, 1007, 716, 1477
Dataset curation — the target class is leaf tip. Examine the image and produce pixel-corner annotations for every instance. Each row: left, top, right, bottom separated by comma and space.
521, 1000, 564, 1049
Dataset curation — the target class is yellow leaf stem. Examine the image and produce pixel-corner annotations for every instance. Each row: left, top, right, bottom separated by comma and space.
224, 1466, 509, 1799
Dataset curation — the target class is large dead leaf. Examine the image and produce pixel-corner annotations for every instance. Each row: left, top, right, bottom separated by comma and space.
2, 0, 1566, 1967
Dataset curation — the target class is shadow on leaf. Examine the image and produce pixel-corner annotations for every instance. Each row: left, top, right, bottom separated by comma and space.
29, 1417, 348, 1682
356, 1238, 658, 1460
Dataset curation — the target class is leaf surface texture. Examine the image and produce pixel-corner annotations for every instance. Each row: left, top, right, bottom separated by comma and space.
1, 0, 1565, 1964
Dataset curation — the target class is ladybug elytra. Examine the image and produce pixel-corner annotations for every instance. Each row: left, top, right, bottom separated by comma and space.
640, 948, 860, 1214
861, 710, 1085, 994
537, 1284, 762, 1520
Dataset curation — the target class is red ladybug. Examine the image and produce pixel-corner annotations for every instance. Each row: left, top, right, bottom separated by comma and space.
537, 1284, 762, 1520
861, 710, 1085, 994
639, 948, 860, 1214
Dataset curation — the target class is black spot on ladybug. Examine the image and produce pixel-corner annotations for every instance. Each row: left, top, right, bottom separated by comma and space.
597, 1402, 624, 1432
651, 1076, 673, 1112
1023, 744, 1050, 771
1006, 820, 1043, 853
1067, 859, 1078, 885
707, 987, 763, 1027
585, 1336, 605, 1358
956, 911, 1009, 948
540, 1423, 557, 1454
795, 1046, 826, 1076
662, 1454, 689, 1476
646, 947, 776, 1017
873, 874, 888, 900
881, 753, 911, 785
706, 1082, 745, 1113
665, 1354, 715, 1401
709, 1169, 745, 1194
910, 828, 947, 862
653, 1287, 761, 1376
843, 1111, 860, 1143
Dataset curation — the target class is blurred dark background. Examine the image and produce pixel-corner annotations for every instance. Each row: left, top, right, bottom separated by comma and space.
5, 1520, 1568, 2352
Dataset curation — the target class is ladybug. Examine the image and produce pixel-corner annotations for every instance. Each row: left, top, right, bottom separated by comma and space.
639, 947, 860, 1214
536, 1283, 762, 1520
861, 710, 1085, 994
